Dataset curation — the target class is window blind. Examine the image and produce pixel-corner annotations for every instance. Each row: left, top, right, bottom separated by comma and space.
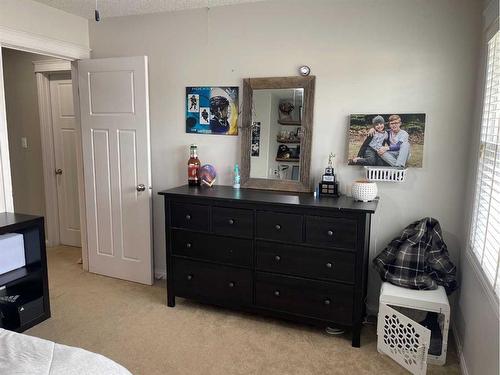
470, 31, 500, 296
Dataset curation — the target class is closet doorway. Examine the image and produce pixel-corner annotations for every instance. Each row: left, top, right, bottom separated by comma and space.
2, 48, 81, 248
34, 59, 82, 248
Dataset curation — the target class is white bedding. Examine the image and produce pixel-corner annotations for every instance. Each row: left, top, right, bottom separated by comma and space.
0, 329, 132, 375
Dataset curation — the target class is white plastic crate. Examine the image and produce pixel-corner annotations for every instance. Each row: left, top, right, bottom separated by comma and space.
377, 282, 450, 374
365, 166, 407, 182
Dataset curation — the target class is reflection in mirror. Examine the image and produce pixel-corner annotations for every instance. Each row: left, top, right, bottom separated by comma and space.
250, 88, 304, 181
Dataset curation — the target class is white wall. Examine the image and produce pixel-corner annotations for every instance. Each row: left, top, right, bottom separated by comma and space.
89, 0, 482, 313
0, 0, 89, 214
455, 1, 500, 374
2, 48, 49, 217
0, 0, 89, 48
455, 256, 499, 375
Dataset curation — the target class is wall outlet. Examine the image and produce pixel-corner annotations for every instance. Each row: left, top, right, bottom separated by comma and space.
21, 137, 28, 149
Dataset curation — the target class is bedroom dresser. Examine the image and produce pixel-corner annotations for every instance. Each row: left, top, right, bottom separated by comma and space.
159, 185, 377, 347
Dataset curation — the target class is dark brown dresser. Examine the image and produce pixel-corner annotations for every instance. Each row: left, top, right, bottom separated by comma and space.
159, 185, 377, 347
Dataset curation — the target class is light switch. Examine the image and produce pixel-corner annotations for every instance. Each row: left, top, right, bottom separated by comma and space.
21, 137, 28, 149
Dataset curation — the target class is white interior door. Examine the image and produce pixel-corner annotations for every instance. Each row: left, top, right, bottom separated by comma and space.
49, 73, 81, 247
78, 56, 152, 285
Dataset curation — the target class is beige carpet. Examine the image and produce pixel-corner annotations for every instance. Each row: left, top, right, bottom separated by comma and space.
26, 246, 460, 375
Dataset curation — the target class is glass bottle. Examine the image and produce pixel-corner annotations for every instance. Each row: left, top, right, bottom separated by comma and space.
233, 163, 240, 189
188, 144, 201, 186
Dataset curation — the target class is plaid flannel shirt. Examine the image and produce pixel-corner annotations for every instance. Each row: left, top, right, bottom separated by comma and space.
373, 217, 457, 294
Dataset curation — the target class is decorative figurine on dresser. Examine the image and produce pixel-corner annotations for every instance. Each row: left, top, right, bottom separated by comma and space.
160, 76, 378, 347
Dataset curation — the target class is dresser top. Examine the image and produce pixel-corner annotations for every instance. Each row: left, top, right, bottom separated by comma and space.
0, 212, 42, 228
159, 185, 378, 213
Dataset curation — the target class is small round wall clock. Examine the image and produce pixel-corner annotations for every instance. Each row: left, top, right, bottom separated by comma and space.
299, 65, 311, 76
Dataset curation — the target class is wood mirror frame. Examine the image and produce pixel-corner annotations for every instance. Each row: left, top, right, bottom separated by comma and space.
240, 76, 315, 192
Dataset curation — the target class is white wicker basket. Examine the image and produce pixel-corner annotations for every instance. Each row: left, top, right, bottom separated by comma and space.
365, 167, 407, 182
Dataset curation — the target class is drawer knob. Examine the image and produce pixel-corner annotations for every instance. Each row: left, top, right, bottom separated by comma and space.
186, 242, 192, 249
185, 214, 191, 220
228, 219, 235, 225
327, 230, 334, 237
324, 299, 331, 305
275, 224, 281, 231
228, 282, 235, 288
275, 255, 281, 262
326, 262, 333, 269
274, 290, 280, 297
187, 274, 193, 281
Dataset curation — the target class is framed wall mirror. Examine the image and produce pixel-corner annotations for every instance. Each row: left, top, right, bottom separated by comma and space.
240, 76, 315, 192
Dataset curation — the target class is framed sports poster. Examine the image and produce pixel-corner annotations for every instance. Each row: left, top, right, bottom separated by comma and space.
186, 86, 239, 135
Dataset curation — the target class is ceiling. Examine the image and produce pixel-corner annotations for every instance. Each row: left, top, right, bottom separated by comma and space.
33, 0, 266, 19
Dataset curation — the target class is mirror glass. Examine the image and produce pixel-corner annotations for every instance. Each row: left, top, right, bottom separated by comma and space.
249, 88, 304, 181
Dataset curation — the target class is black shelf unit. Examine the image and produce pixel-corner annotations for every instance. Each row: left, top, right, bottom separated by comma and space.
0, 213, 50, 332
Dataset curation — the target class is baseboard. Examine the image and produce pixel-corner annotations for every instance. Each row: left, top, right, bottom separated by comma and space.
154, 270, 167, 280
452, 322, 469, 375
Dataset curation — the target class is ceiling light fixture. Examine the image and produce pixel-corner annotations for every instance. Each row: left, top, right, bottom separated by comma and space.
95, 0, 100, 22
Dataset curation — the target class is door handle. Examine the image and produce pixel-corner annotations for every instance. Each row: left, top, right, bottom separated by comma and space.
136, 184, 146, 192
55, 168, 63, 175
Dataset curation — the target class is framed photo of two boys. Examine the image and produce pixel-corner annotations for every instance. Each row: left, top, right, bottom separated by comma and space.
348, 113, 426, 168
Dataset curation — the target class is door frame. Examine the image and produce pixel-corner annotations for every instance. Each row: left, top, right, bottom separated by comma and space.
34, 61, 85, 248
0, 27, 90, 269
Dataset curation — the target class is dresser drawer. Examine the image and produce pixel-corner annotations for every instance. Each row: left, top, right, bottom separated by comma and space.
256, 211, 303, 242
172, 230, 253, 267
173, 258, 252, 306
305, 216, 357, 250
212, 206, 253, 238
256, 241, 355, 283
255, 272, 353, 324
171, 202, 209, 231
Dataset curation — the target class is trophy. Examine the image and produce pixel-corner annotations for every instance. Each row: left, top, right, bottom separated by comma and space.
319, 153, 339, 197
